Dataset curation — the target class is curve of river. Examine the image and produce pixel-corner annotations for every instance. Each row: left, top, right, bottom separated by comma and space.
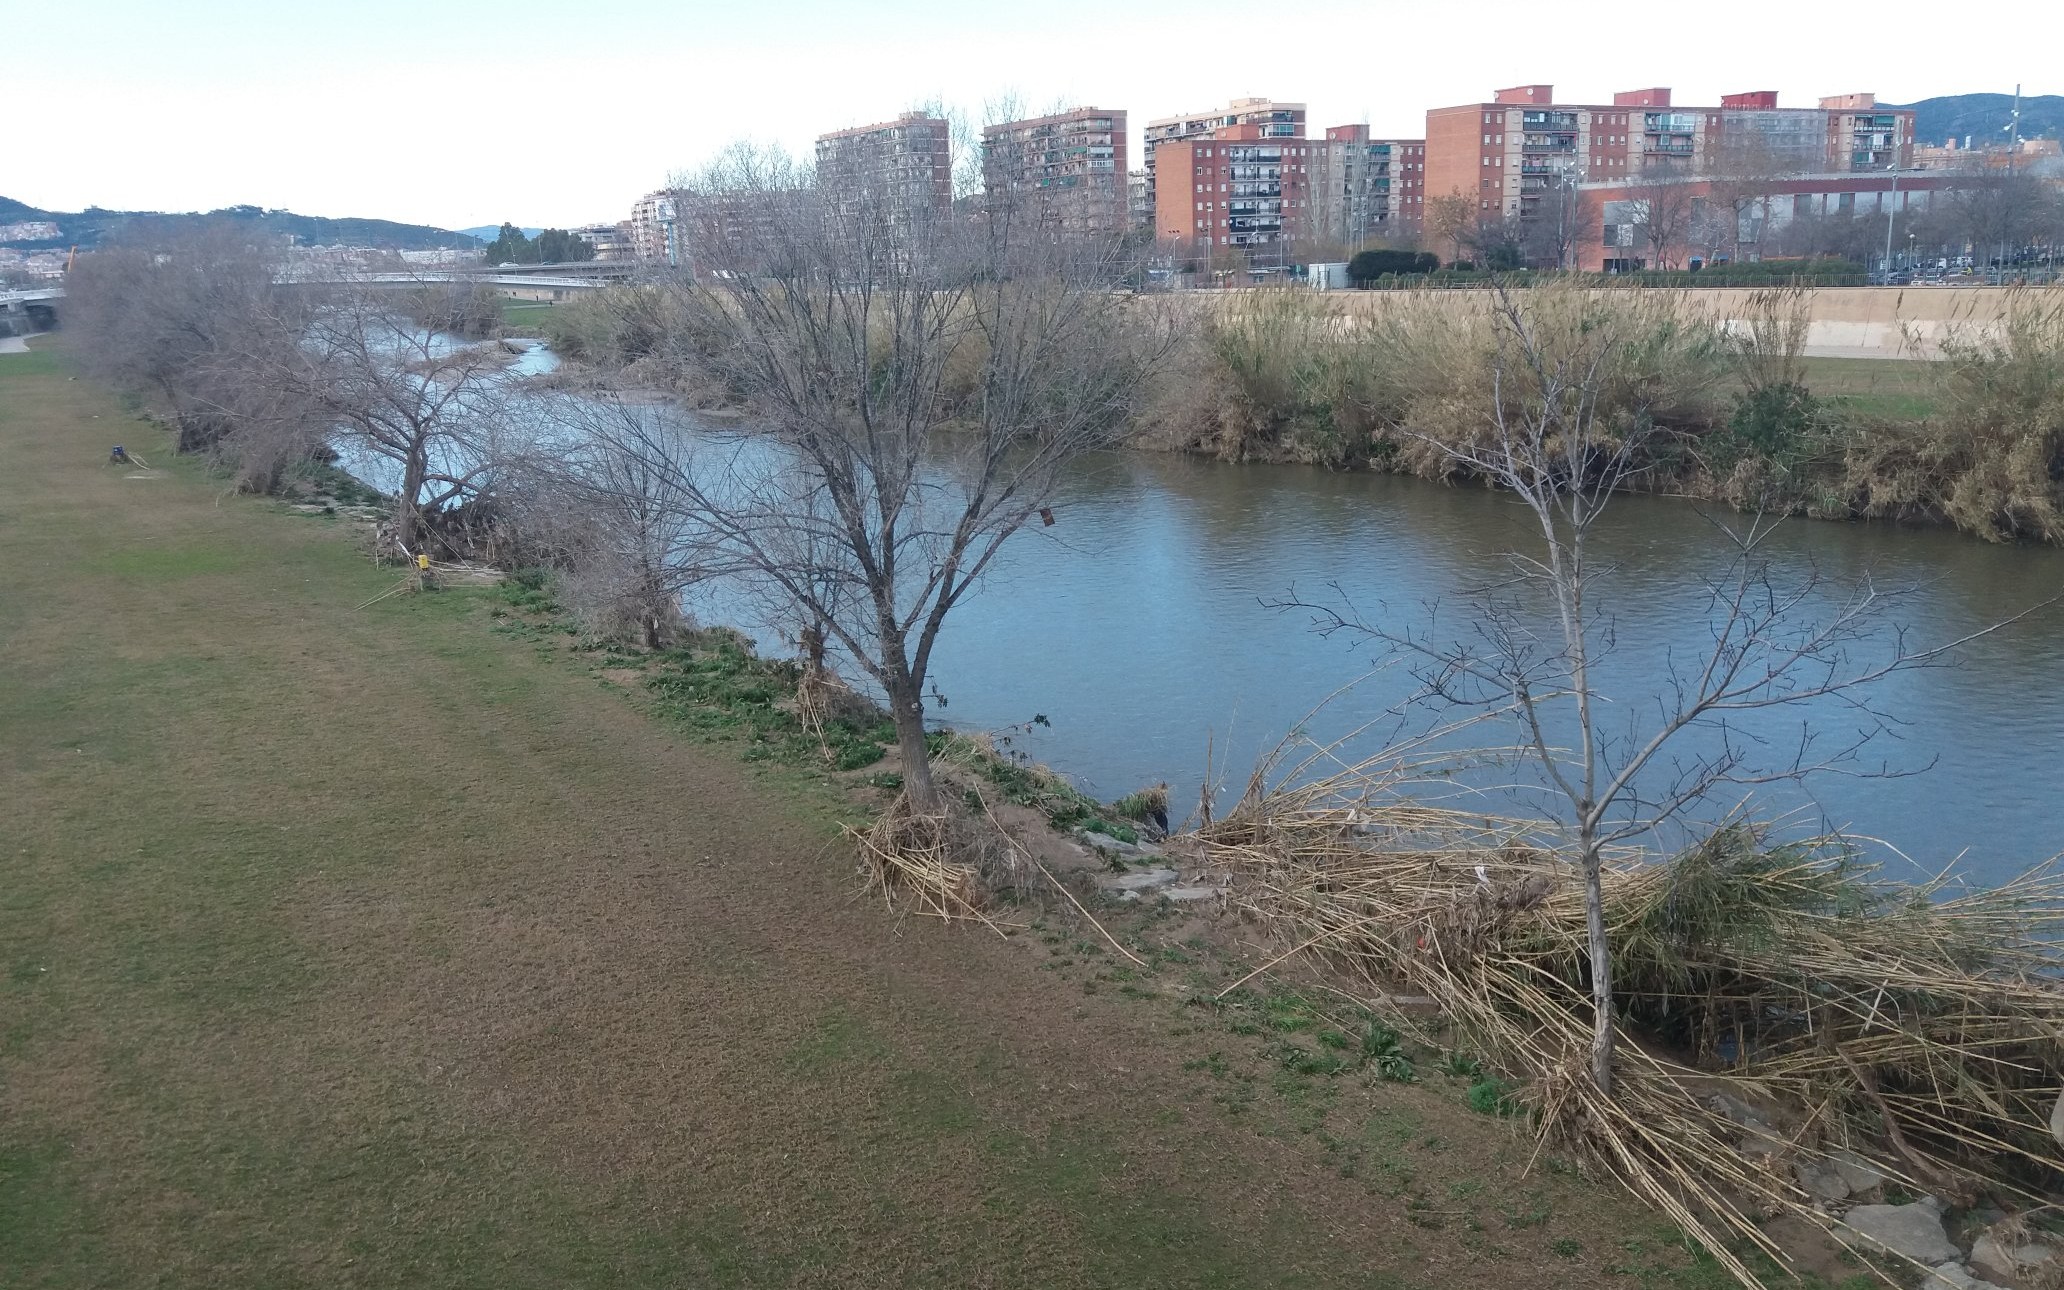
345, 338, 2064, 888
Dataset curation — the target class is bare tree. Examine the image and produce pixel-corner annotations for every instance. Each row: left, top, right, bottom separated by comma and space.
1523, 175, 1597, 270
1625, 177, 1696, 270
590, 143, 1171, 810
1688, 198, 1736, 267
1426, 193, 1476, 267
1701, 136, 1803, 263
1293, 285, 2043, 1095
65, 223, 309, 454
503, 407, 738, 648
1465, 213, 1529, 270
254, 283, 523, 556
1946, 170, 2064, 274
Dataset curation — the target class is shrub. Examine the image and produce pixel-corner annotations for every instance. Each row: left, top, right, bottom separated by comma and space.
1348, 249, 1439, 283
1841, 288, 2064, 541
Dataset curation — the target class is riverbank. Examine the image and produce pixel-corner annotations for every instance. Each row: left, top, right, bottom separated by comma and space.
543, 281, 2064, 548
2, 338, 1788, 1286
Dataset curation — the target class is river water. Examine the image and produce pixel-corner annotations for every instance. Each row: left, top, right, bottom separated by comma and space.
347, 337, 2064, 887
866, 453, 2064, 889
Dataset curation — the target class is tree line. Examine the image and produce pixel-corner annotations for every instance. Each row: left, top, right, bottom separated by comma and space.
483, 223, 596, 265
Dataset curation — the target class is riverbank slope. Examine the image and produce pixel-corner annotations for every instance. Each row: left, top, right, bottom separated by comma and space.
0, 339, 1776, 1287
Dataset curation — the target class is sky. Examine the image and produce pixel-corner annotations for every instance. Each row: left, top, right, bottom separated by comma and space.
5, 0, 2051, 231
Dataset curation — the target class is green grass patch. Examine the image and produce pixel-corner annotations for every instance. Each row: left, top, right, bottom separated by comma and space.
1797, 355, 1938, 421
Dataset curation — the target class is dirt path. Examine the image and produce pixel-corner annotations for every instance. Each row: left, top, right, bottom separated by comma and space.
0, 340, 1739, 1289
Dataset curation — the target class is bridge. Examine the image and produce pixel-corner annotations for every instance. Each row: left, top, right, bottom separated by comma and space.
0, 287, 62, 334
8, 264, 637, 324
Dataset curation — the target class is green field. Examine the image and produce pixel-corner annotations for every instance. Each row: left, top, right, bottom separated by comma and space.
498, 298, 554, 337
1, 338, 1854, 1289
1798, 355, 1940, 421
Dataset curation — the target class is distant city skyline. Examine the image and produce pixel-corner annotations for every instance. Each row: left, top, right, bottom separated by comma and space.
7, 0, 2051, 230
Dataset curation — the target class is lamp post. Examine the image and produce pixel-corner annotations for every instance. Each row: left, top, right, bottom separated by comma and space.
1881, 160, 1901, 280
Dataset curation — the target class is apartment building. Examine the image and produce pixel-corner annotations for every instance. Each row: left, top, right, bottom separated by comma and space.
1309, 125, 1426, 245
1427, 85, 1684, 223
1139, 97, 1305, 228
1127, 169, 1151, 229
573, 221, 635, 261
980, 107, 1129, 235
1150, 123, 1318, 254
628, 189, 682, 265
1819, 93, 1912, 172
1427, 85, 1915, 224
814, 112, 954, 224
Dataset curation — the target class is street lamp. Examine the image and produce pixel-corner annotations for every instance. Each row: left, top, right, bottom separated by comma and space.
1880, 160, 1901, 281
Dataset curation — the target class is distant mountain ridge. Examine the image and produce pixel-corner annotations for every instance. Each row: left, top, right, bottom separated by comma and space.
1886, 93, 2063, 146
0, 198, 481, 251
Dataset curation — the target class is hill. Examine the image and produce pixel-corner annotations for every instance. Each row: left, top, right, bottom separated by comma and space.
458, 225, 544, 241
1888, 92, 2064, 146
0, 199, 481, 251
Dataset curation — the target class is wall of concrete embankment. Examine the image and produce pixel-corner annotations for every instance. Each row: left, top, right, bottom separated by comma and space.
1219, 285, 2051, 359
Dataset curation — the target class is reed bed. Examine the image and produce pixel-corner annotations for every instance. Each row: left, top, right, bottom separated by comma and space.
1196, 748, 2064, 1287
848, 802, 988, 925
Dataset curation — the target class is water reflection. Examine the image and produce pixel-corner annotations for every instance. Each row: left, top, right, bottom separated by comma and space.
920, 454, 2064, 887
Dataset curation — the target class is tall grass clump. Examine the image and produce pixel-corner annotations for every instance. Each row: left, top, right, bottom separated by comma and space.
543, 284, 678, 367
1141, 285, 1731, 479
1196, 739, 2064, 1289
1141, 291, 1394, 464
1703, 288, 1842, 505
1350, 285, 1729, 480
1843, 288, 2064, 542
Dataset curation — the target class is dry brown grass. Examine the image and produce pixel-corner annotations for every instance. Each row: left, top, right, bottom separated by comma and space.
1193, 739, 2064, 1288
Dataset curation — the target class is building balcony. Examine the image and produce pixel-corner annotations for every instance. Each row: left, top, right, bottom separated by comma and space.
1644, 143, 1695, 156
1522, 111, 1579, 128
1522, 135, 1577, 152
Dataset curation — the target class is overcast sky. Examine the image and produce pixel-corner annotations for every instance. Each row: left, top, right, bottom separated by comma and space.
5, 0, 2048, 231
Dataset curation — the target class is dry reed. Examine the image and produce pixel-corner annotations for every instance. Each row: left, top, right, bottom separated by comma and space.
846, 798, 991, 927
1195, 742, 2064, 1288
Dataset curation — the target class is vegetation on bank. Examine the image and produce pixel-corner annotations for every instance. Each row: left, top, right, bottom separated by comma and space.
543, 278, 2064, 545
1147, 284, 2064, 544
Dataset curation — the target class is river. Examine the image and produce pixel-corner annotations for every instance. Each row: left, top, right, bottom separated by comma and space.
877, 452, 2064, 888
347, 337, 2064, 888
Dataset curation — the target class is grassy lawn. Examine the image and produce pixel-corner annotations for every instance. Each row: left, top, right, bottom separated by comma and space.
1, 338, 1855, 1289
1797, 355, 1939, 421
499, 299, 554, 336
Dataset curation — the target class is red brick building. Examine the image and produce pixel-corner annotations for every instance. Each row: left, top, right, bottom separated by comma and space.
1426, 85, 1915, 227
1150, 123, 1320, 256
1140, 97, 1305, 231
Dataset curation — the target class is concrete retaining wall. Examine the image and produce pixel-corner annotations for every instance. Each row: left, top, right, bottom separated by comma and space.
1309, 285, 2044, 359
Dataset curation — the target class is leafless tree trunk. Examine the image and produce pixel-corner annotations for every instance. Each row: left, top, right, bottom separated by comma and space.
1627, 179, 1695, 270
583, 142, 1172, 811
1291, 283, 2047, 1095
251, 282, 523, 556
